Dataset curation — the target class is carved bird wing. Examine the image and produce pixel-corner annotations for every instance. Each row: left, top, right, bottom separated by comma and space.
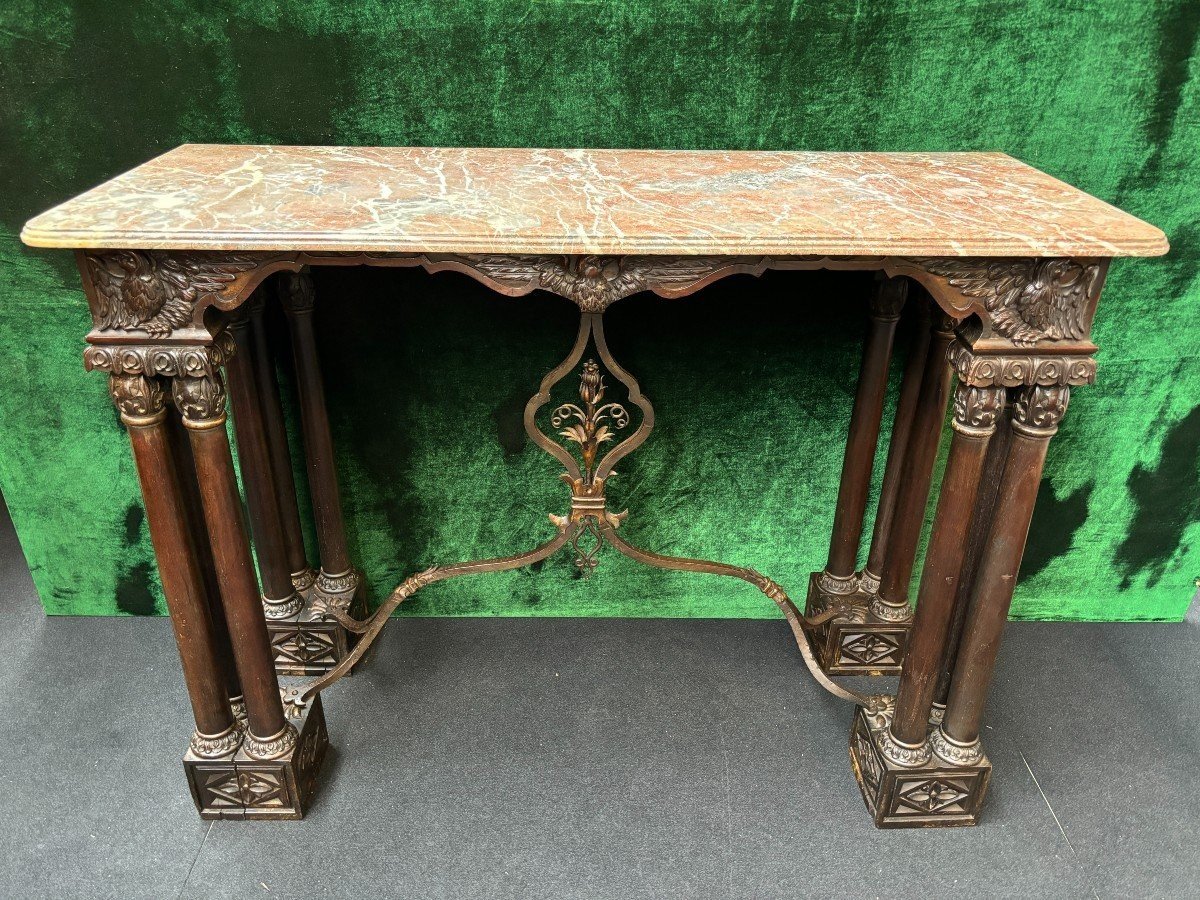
1023, 261, 1092, 342
916, 258, 1044, 346
616, 256, 741, 299
148, 254, 259, 337
453, 255, 544, 295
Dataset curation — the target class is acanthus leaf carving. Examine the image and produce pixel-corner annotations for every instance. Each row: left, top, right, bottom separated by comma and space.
85, 250, 263, 337
911, 258, 1098, 347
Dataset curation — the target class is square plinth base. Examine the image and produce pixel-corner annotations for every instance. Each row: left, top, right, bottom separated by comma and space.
849, 705, 991, 828
805, 573, 911, 676
185, 693, 329, 820
268, 572, 367, 675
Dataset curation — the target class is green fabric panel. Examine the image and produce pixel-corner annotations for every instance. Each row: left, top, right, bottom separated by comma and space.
0, 0, 1196, 620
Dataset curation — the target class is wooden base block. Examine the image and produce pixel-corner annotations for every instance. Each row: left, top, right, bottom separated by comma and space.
804, 572, 910, 676
267, 571, 367, 675
185, 692, 328, 820
849, 703, 990, 828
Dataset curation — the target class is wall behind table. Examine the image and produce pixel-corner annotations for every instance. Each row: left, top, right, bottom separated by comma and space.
0, 0, 1196, 620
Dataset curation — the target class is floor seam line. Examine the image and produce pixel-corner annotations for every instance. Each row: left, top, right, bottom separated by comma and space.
175, 820, 214, 900
1019, 749, 1100, 900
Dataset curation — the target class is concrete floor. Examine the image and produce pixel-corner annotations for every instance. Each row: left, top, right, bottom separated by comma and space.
0, 502, 1197, 899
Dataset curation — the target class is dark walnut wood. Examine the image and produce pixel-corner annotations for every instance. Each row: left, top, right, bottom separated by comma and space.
76, 248, 1113, 828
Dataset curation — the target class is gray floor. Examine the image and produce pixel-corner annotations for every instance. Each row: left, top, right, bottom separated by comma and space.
0, 505, 1197, 900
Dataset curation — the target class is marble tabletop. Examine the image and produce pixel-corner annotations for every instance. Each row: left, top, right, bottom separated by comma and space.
22, 145, 1167, 258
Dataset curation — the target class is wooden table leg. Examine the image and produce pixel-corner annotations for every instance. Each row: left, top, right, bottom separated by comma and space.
226, 300, 303, 622
248, 289, 360, 674
248, 296, 313, 592
932, 398, 1013, 720
859, 298, 931, 595
870, 307, 956, 623
819, 276, 906, 594
280, 270, 362, 613
108, 374, 243, 810
173, 367, 327, 819
167, 412, 245, 722
933, 385, 1070, 759
806, 277, 910, 675
849, 383, 1069, 827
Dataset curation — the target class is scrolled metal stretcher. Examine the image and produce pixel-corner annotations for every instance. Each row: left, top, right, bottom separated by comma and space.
290, 309, 877, 715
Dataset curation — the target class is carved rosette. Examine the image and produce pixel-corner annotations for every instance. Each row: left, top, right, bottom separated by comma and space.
1012, 385, 1070, 436
84, 250, 264, 337
950, 385, 1006, 437
172, 373, 228, 426
947, 341, 1096, 388
108, 373, 167, 425
910, 257, 1099, 347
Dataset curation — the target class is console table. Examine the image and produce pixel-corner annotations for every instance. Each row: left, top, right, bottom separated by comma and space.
22, 146, 1167, 827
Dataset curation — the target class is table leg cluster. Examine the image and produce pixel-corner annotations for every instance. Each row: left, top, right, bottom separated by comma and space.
805, 279, 956, 676
101, 268, 369, 818
84, 253, 1096, 827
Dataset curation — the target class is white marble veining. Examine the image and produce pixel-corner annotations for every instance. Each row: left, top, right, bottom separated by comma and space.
21, 145, 1168, 257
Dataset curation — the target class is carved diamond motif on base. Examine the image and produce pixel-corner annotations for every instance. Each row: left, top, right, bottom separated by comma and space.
849, 705, 991, 828
267, 573, 367, 675
805, 572, 910, 676
185, 690, 328, 820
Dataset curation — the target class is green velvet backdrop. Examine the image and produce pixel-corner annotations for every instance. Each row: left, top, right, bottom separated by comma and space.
0, 1, 1196, 620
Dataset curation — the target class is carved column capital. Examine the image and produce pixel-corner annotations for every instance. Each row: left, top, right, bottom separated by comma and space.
108, 373, 167, 426
947, 340, 1096, 389
279, 270, 316, 314
869, 276, 908, 321
950, 384, 1006, 437
1012, 385, 1070, 436
173, 373, 228, 428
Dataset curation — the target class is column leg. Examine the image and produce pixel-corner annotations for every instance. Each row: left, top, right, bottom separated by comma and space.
108, 374, 242, 816
849, 384, 1069, 827
280, 270, 361, 613
819, 275, 906, 593
173, 368, 328, 819
932, 398, 1013, 718
870, 307, 957, 621
250, 290, 359, 673
248, 297, 313, 591
934, 385, 1070, 757
167, 412, 244, 721
226, 300, 303, 621
807, 295, 954, 676
860, 300, 932, 593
